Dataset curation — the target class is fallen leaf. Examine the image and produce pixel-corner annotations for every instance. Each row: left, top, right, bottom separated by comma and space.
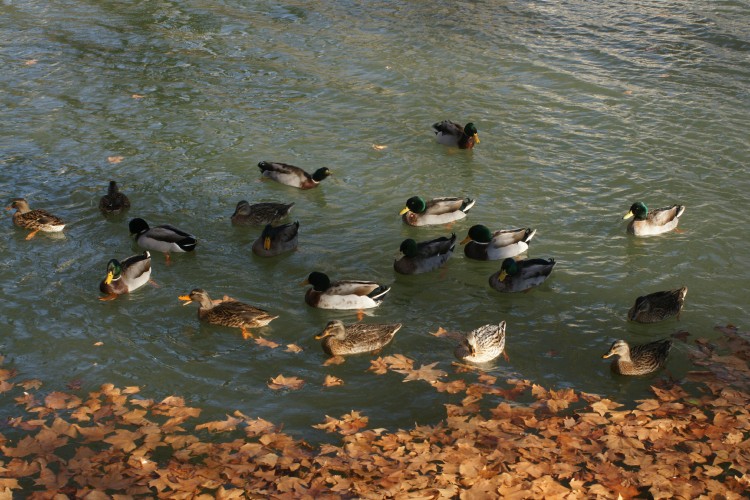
285, 344, 303, 353
24, 59, 38, 66
267, 375, 305, 391
401, 362, 447, 383
371, 144, 388, 150
107, 156, 124, 164
131, 94, 145, 99
323, 356, 346, 366
254, 337, 279, 349
323, 375, 344, 387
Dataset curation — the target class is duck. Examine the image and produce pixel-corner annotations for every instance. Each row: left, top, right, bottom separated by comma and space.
628, 286, 687, 323
302, 271, 391, 310
99, 181, 130, 214
602, 338, 672, 376
394, 234, 456, 275
622, 202, 685, 236
251, 221, 299, 257
7, 198, 65, 240
489, 257, 556, 293
399, 196, 476, 227
129, 218, 196, 262
454, 322, 507, 364
178, 288, 278, 339
99, 251, 151, 301
315, 320, 401, 356
432, 120, 480, 149
258, 161, 331, 190
231, 200, 294, 226
461, 225, 537, 260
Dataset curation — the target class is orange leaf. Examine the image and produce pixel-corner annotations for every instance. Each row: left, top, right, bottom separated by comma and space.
401, 362, 446, 383
254, 337, 280, 349
285, 344, 303, 353
195, 415, 243, 432
323, 356, 346, 366
268, 375, 305, 391
107, 156, 124, 164
323, 375, 344, 387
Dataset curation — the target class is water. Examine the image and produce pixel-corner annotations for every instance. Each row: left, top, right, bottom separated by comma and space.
1, 0, 749, 441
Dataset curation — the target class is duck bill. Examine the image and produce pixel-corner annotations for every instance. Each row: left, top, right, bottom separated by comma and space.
299, 279, 310, 287
314, 330, 333, 340
473, 133, 480, 144
177, 295, 193, 305
602, 352, 614, 359
103, 271, 114, 285
263, 236, 272, 251
622, 211, 635, 220
398, 207, 410, 216
498, 270, 508, 281
460, 235, 472, 245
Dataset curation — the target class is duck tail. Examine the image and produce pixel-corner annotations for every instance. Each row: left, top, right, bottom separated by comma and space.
178, 237, 198, 252
523, 228, 537, 243
462, 198, 476, 213
368, 285, 391, 302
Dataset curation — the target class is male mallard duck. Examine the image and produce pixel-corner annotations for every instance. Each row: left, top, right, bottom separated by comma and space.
628, 286, 687, 323
602, 338, 672, 376
129, 218, 196, 262
302, 271, 391, 310
399, 196, 475, 227
178, 288, 278, 339
489, 257, 556, 293
7, 198, 65, 240
231, 200, 294, 226
99, 251, 151, 301
394, 234, 456, 275
461, 225, 537, 261
432, 120, 480, 149
99, 181, 130, 214
258, 161, 331, 190
454, 322, 507, 364
622, 202, 685, 236
315, 320, 401, 356
252, 221, 299, 257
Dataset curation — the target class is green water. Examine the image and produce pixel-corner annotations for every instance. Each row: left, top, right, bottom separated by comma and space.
2, 0, 749, 440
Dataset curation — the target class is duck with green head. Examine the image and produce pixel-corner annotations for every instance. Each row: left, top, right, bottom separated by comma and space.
251, 221, 299, 257
461, 225, 536, 261
432, 120, 480, 149
129, 217, 196, 263
399, 196, 475, 227
99, 181, 130, 214
622, 201, 685, 236
258, 161, 331, 190
394, 233, 456, 275
602, 338, 672, 376
99, 251, 151, 301
301, 271, 390, 310
489, 257, 555, 293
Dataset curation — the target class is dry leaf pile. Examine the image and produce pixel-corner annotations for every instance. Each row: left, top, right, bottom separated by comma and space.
1, 326, 749, 498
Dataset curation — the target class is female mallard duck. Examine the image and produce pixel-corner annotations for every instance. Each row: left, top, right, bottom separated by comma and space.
302, 271, 391, 310
432, 120, 480, 149
129, 218, 197, 262
99, 181, 130, 214
394, 234, 456, 275
251, 221, 299, 257
315, 320, 401, 356
178, 288, 278, 339
7, 198, 65, 240
454, 322, 507, 364
99, 251, 151, 301
489, 257, 556, 293
628, 286, 687, 323
461, 225, 537, 261
231, 200, 294, 226
258, 161, 331, 190
399, 196, 476, 227
622, 202, 685, 236
602, 338, 672, 376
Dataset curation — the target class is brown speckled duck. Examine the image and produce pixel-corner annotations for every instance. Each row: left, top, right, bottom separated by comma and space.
602, 338, 672, 376
315, 320, 401, 356
7, 198, 65, 240
628, 287, 687, 323
179, 288, 278, 338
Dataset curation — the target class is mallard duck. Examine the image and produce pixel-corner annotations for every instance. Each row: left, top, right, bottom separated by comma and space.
628, 286, 687, 323
258, 161, 331, 190
129, 218, 196, 262
231, 200, 294, 226
399, 196, 476, 227
622, 202, 685, 236
7, 198, 65, 240
99, 251, 151, 301
394, 234, 456, 275
461, 225, 536, 261
302, 271, 391, 310
252, 221, 299, 257
99, 181, 130, 214
315, 320, 401, 356
432, 120, 480, 149
178, 288, 278, 339
489, 257, 556, 293
602, 338, 672, 376
454, 322, 507, 363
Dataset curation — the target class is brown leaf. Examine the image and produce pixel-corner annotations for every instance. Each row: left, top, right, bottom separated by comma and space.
285, 344, 303, 353
382, 354, 415, 372
368, 357, 389, 375
323, 356, 346, 366
323, 375, 344, 387
107, 156, 124, 164
267, 375, 305, 391
195, 415, 243, 433
401, 362, 447, 383
254, 337, 280, 349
